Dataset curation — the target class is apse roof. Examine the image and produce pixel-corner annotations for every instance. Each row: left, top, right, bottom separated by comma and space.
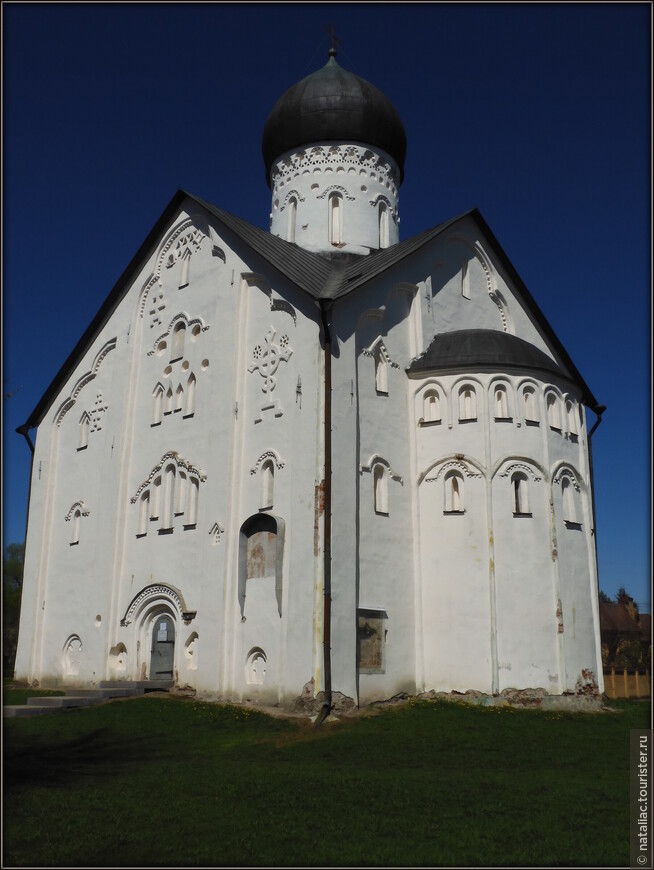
407, 330, 565, 378
18, 189, 601, 433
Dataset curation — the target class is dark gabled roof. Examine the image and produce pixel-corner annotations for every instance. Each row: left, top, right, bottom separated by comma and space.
191, 193, 466, 301
407, 330, 565, 378
18, 188, 601, 433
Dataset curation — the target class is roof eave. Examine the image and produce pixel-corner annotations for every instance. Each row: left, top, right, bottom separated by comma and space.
18, 188, 191, 432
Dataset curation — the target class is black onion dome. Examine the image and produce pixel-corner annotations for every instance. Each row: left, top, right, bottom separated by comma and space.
262, 55, 407, 187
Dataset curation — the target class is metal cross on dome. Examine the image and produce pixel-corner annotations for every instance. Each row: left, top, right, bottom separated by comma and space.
325, 23, 340, 57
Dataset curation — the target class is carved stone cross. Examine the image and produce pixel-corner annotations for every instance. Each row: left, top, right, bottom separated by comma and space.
248, 327, 293, 422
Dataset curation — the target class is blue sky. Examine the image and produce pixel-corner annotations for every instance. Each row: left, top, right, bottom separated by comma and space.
3, 3, 651, 609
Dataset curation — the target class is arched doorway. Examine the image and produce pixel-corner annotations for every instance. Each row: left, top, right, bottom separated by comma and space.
149, 614, 175, 679
118, 583, 196, 683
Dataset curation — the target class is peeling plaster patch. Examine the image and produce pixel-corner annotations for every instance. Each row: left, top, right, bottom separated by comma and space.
575, 669, 599, 696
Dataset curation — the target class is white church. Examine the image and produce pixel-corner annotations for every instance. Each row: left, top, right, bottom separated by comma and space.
14, 48, 605, 708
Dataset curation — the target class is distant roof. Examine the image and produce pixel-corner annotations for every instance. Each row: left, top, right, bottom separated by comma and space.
407, 329, 565, 378
17, 189, 602, 433
599, 601, 646, 635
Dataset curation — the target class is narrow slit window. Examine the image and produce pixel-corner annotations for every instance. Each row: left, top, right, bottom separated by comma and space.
512, 473, 530, 516
494, 386, 509, 419
184, 373, 196, 417
523, 387, 538, 423
459, 386, 476, 421
175, 471, 187, 516
261, 460, 274, 510
175, 383, 184, 412
375, 352, 388, 395
78, 412, 90, 450
562, 478, 579, 525
378, 201, 389, 249
171, 322, 186, 361
152, 385, 164, 426
186, 477, 199, 527
373, 464, 388, 515
547, 394, 561, 431
445, 472, 464, 513
138, 491, 150, 536
165, 386, 173, 415
151, 475, 162, 520
566, 400, 578, 440
328, 193, 343, 245
161, 465, 175, 530
70, 509, 81, 545
287, 196, 297, 243
423, 390, 441, 423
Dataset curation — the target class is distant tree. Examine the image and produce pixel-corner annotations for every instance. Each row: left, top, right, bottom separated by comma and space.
616, 586, 632, 605
599, 590, 612, 603
3, 543, 24, 673
600, 585, 650, 671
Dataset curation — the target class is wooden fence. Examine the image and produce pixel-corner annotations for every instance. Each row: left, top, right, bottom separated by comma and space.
603, 668, 650, 699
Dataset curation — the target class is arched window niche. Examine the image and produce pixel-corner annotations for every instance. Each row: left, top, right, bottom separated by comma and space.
287, 196, 297, 243
152, 384, 164, 426
373, 464, 389, 515
444, 471, 464, 514
378, 201, 389, 249
78, 412, 90, 450
160, 464, 176, 533
260, 459, 274, 511
184, 373, 196, 418
511, 472, 531, 517
546, 392, 562, 432
494, 385, 511, 421
561, 477, 581, 529
523, 386, 539, 425
175, 383, 184, 412
185, 477, 199, 528
328, 192, 343, 246
566, 399, 578, 442
375, 351, 388, 395
421, 389, 442, 425
171, 321, 186, 362
138, 491, 150, 537
458, 385, 477, 422
70, 509, 81, 545
238, 513, 285, 618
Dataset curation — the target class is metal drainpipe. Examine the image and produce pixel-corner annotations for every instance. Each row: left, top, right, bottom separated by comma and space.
587, 404, 606, 576
315, 300, 333, 727
16, 423, 36, 545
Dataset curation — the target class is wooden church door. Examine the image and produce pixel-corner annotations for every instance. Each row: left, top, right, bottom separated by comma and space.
149, 616, 175, 679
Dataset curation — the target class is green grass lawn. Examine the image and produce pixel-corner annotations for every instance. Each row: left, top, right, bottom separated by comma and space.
2, 694, 649, 867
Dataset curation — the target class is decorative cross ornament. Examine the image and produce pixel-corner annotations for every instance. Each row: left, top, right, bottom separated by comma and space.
248, 327, 293, 422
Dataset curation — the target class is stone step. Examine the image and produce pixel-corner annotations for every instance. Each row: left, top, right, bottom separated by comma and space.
26, 695, 101, 708
3, 704, 54, 718
64, 688, 134, 698
3, 679, 174, 718
99, 679, 174, 691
